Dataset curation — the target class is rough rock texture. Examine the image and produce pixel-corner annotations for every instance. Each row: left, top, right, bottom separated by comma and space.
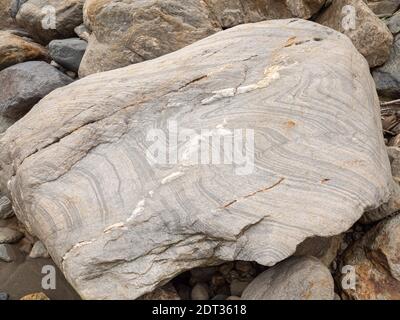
0, 31, 48, 71
294, 235, 343, 266
0, 61, 73, 120
340, 214, 400, 299
0, 0, 16, 30
366, 0, 400, 15
49, 38, 87, 72
386, 10, 400, 34
0, 20, 394, 299
79, 0, 326, 76
20, 292, 49, 300
0, 196, 13, 220
373, 34, 400, 98
16, 0, 85, 44
242, 257, 335, 300
0, 227, 23, 244
317, 0, 393, 67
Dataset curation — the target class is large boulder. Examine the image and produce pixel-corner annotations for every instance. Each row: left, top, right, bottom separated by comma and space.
16, 0, 85, 44
79, 0, 326, 77
0, 61, 73, 120
317, 0, 393, 67
0, 20, 394, 299
0, 31, 48, 71
242, 256, 335, 300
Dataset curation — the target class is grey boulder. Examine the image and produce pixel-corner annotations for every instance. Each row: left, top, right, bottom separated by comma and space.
0, 20, 394, 299
0, 61, 73, 120
242, 256, 335, 300
49, 38, 87, 72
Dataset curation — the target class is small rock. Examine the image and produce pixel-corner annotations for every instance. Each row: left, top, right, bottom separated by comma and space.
0, 31, 48, 71
294, 235, 343, 266
373, 33, 400, 99
0, 292, 8, 300
230, 279, 250, 297
29, 240, 49, 259
0, 61, 73, 119
139, 283, 180, 300
49, 38, 87, 72
191, 283, 210, 301
386, 10, 400, 34
367, 0, 400, 16
226, 296, 241, 300
20, 292, 50, 300
317, 0, 393, 67
10, 0, 28, 18
242, 256, 335, 300
235, 261, 256, 276
15, 0, 85, 44
74, 24, 90, 42
0, 196, 13, 219
0, 227, 23, 244
0, 244, 12, 262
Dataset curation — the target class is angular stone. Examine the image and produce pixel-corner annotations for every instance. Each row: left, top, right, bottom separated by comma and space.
79, 0, 326, 76
0, 61, 73, 120
373, 34, 400, 99
386, 10, 400, 34
294, 235, 343, 266
317, 0, 393, 67
0, 244, 12, 262
0, 227, 23, 244
20, 292, 50, 300
29, 240, 49, 259
0, 31, 48, 71
16, 0, 85, 44
339, 214, 400, 299
242, 256, 335, 300
0, 0, 16, 30
0, 196, 13, 219
0, 20, 394, 300
366, 0, 400, 16
49, 38, 87, 72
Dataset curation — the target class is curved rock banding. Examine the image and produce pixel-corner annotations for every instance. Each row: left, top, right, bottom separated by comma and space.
0, 19, 394, 299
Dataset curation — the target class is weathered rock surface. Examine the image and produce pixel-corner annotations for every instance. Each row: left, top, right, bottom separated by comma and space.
0, 0, 16, 30
0, 227, 23, 244
16, 0, 85, 44
49, 38, 87, 72
294, 235, 343, 266
20, 292, 49, 300
242, 256, 335, 300
0, 196, 13, 220
29, 240, 49, 258
373, 34, 400, 98
0, 61, 73, 120
340, 214, 400, 299
386, 10, 400, 34
366, 0, 400, 16
317, 0, 393, 67
80, 0, 326, 76
0, 244, 13, 262
0, 31, 48, 71
0, 20, 394, 299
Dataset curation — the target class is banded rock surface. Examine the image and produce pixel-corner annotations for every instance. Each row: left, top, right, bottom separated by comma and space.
79, 0, 326, 76
0, 20, 394, 299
